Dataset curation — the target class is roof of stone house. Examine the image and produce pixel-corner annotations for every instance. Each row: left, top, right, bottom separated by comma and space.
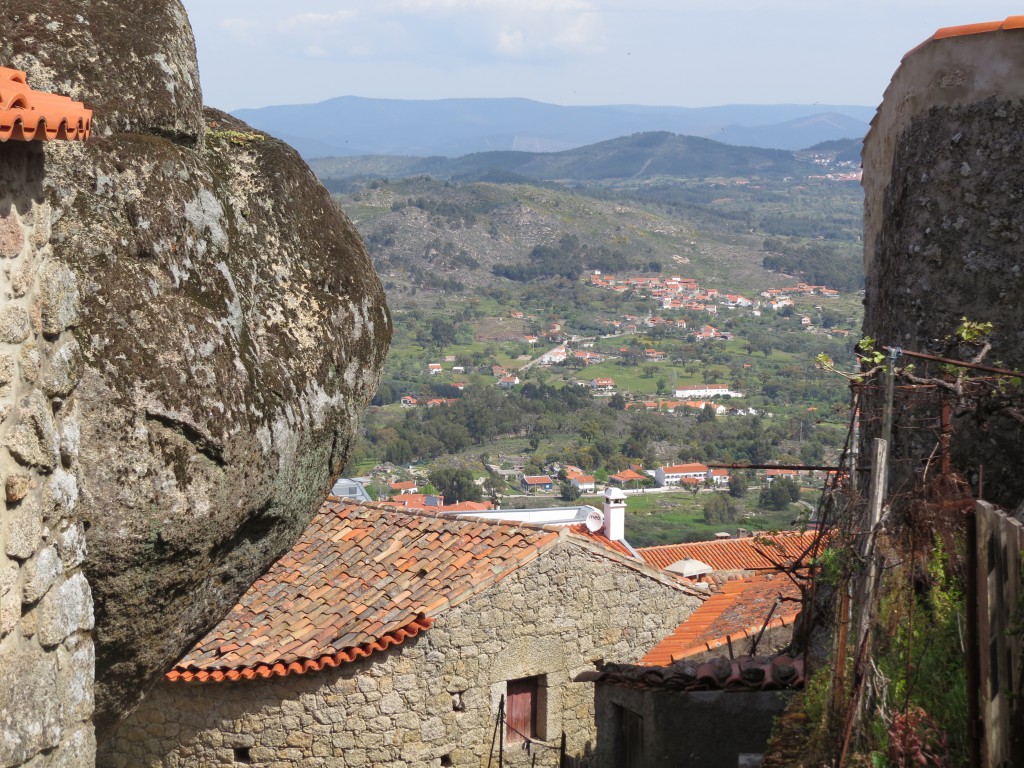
567, 523, 636, 559
167, 501, 562, 683
637, 530, 820, 572
638, 574, 802, 665
575, 654, 804, 692
0, 66, 92, 142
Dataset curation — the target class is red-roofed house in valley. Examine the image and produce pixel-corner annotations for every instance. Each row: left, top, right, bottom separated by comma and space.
428, 363, 442, 375
654, 463, 709, 487
103, 501, 701, 766
590, 377, 616, 391
766, 468, 799, 483
570, 474, 596, 493
610, 468, 650, 488
521, 474, 554, 492
389, 480, 418, 495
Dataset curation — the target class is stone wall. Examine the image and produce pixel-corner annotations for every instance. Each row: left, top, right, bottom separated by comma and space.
0, 143, 94, 767
862, 26, 1024, 507
100, 539, 700, 767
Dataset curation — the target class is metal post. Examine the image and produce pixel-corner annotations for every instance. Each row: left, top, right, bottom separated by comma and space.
498, 694, 505, 768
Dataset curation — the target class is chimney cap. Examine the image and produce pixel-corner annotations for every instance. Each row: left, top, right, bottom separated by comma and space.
604, 487, 627, 501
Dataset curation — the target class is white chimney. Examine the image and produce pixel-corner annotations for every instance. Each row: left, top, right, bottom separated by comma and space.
603, 487, 627, 541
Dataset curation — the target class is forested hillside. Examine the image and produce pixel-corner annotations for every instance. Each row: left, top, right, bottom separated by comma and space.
315, 133, 865, 544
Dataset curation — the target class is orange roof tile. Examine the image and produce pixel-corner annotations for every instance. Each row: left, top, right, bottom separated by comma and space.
610, 469, 647, 483
568, 523, 635, 558
932, 16, 1024, 40
168, 500, 561, 683
637, 531, 820, 572
0, 67, 92, 142
639, 574, 801, 664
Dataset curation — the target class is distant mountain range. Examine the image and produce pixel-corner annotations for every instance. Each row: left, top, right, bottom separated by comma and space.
233, 96, 874, 159
311, 131, 829, 185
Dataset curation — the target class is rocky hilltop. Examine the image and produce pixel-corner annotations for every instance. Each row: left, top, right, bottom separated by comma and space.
0, 0, 390, 753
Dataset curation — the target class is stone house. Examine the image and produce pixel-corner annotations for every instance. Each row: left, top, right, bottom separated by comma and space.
101, 501, 701, 767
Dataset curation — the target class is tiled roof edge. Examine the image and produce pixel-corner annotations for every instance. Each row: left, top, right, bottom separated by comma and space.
0, 66, 92, 142
166, 615, 434, 684
903, 16, 1024, 61
666, 609, 802, 662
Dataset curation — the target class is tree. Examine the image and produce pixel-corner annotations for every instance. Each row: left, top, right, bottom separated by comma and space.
697, 404, 717, 423
728, 474, 749, 498
703, 493, 738, 524
428, 467, 482, 503
608, 392, 627, 410
643, 365, 658, 379
560, 481, 581, 502
758, 476, 800, 510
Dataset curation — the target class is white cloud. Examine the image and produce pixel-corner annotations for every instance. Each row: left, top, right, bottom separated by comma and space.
284, 10, 359, 29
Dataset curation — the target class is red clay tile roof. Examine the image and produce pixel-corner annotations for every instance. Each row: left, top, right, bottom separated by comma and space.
639, 574, 801, 664
568, 523, 636, 559
637, 531, 820, 572
167, 500, 560, 683
577, 654, 804, 692
0, 67, 92, 142
611, 469, 647, 483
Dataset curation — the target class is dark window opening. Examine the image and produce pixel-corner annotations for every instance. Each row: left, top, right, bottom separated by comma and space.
440, 756, 454, 767
233, 746, 252, 764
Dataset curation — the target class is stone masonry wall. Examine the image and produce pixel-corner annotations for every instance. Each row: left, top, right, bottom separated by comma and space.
862, 28, 1024, 507
0, 143, 94, 767
100, 539, 700, 767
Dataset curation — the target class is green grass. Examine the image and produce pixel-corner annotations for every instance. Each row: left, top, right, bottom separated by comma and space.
610, 490, 805, 547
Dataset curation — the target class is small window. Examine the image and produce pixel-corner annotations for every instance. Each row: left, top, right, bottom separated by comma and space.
233, 747, 252, 764
506, 675, 546, 742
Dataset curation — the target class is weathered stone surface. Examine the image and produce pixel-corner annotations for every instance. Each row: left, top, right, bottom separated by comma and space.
5, 497, 42, 561
0, 355, 14, 387
36, 572, 93, 648
0, 0, 204, 141
0, 641, 62, 766
0, 3, 392, 748
0, 213, 23, 258
863, 31, 1024, 507
37, 263, 80, 337
0, 305, 30, 343
22, 545, 61, 604
6, 392, 59, 471
54, 522, 86, 571
6, 472, 32, 503
39, 338, 83, 397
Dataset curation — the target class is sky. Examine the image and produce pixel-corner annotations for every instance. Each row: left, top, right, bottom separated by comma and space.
180, 1, 1024, 112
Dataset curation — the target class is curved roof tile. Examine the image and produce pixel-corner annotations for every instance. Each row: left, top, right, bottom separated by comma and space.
0, 66, 92, 142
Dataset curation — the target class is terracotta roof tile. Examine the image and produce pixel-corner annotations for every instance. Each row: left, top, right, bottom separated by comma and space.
0, 66, 92, 142
639, 574, 802, 664
576, 654, 804, 692
637, 531, 820, 572
168, 500, 560, 683
568, 523, 635, 558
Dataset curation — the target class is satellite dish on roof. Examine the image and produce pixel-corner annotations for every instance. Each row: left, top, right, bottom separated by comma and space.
585, 508, 605, 532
